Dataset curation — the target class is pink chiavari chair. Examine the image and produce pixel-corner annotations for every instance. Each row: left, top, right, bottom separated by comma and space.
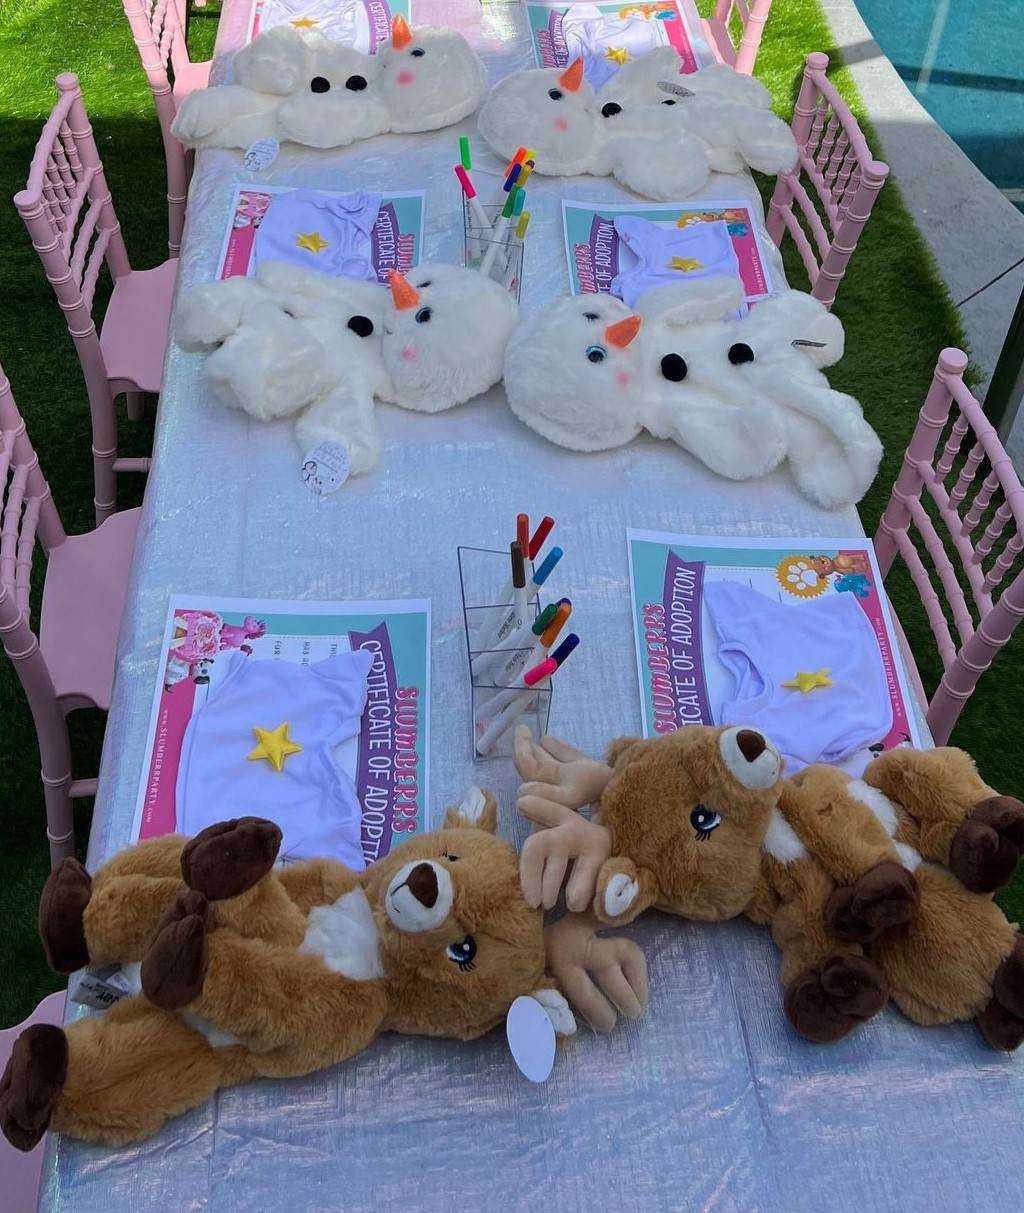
766, 52, 890, 310
14, 73, 177, 526
0, 991, 66, 1211
875, 348, 1024, 745
0, 359, 139, 866
699, 0, 773, 76
121, 0, 211, 255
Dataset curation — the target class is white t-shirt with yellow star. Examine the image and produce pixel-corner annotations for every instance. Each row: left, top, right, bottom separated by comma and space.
175, 648, 373, 866
560, 3, 668, 89
252, 189, 383, 282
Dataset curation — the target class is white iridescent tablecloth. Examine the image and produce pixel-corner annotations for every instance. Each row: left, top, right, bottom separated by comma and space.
39, 3, 1024, 1210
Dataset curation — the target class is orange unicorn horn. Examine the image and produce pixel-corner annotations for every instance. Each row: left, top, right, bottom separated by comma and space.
559, 58, 585, 92
388, 270, 420, 311
391, 14, 412, 49
605, 315, 642, 348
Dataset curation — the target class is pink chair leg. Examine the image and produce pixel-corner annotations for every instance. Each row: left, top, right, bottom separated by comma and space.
767, 53, 826, 245
733, 0, 772, 75
810, 160, 890, 309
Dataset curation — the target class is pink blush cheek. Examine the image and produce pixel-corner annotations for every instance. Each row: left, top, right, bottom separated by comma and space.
397, 71, 414, 85
615, 369, 631, 388
401, 346, 418, 363
553, 117, 569, 132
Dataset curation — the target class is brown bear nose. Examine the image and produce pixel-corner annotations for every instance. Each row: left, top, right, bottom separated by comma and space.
405, 862, 439, 907
736, 729, 766, 762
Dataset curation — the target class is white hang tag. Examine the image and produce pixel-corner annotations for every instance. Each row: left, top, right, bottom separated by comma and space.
657, 80, 695, 98
506, 995, 557, 1083
244, 137, 280, 174
301, 441, 351, 496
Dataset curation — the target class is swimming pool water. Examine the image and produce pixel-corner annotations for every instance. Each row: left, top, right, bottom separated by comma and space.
856, 0, 1024, 211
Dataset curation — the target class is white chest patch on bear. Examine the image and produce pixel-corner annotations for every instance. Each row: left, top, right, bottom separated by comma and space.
301, 886, 383, 980
762, 807, 809, 864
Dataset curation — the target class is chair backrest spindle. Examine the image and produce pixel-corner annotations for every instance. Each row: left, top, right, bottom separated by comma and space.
701, 0, 773, 75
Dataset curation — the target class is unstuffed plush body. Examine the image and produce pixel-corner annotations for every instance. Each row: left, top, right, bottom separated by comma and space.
176, 261, 518, 472
0, 792, 647, 1149
172, 18, 486, 151
503, 278, 882, 509
513, 726, 1024, 1047
477, 51, 797, 201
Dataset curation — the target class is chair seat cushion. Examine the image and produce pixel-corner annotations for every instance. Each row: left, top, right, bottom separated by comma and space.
173, 60, 212, 106
100, 260, 179, 394
40, 508, 141, 709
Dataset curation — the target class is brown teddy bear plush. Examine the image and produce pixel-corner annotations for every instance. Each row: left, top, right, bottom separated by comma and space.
0, 789, 647, 1149
513, 726, 1024, 1049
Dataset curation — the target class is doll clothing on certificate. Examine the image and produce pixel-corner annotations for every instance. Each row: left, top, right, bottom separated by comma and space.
175, 649, 374, 866
257, 0, 365, 50
253, 189, 383, 281
560, 3, 668, 90
703, 580, 893, 771
610, 217, 741, 308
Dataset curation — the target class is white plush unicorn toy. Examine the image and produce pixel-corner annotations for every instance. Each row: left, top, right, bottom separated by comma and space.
502, 280, 882, 510
477, 47, 797, 201
172, 16, 487, 151
176, 262, 518, 475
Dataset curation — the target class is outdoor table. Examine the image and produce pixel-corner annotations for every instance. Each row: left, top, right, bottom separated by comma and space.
38, 3, 1024, 1210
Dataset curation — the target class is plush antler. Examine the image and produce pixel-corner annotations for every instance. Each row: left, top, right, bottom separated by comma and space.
543, 912, 648, 1033
513, 726, 614, 814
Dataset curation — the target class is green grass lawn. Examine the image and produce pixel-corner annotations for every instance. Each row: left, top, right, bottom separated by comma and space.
0, 0, 1021, 1027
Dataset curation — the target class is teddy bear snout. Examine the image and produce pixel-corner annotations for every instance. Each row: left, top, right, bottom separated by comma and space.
385, 860, 454, 932
719, 726, 782, 791
406, 862, 438, 907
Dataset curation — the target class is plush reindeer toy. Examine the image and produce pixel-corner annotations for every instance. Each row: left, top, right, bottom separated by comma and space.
0, 791, 647, 1149
514, 726, 1024, 1048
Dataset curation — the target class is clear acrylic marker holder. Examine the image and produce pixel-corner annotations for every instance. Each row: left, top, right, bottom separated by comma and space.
462, 194, 524, 303
458, 545, 552, 761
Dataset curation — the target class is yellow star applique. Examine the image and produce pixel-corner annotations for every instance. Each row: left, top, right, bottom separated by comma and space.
668, 256, 705, 273
290, 17, 319, 28
604, 46, 631, 65
783, 668, 834, 694
248, 722, 303, 772
295, 230, 330, 254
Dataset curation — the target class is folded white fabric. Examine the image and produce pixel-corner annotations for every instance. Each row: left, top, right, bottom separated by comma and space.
253, 189, 382, 281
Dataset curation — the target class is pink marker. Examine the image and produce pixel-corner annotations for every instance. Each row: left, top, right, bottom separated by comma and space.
524, 657, 557, 686
528, 515, 555, 560
454, 164, 492, 234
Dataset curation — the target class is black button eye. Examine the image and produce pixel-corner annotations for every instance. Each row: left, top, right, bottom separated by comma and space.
310, 76, 331, 93
585, 344, 606, 363
601, 102, 622, 117
446, 935, 477, 971
415, 307, 432, 324
344, 74, 367, 91
690, 805, 722, 841
548, 88, 563, 100
583, 311, 600, 321
410, 47, 425, 57
347, 315, 374, 338
662, 98, 676, 106
660, 353, 687, 381
728, 342, 754, 365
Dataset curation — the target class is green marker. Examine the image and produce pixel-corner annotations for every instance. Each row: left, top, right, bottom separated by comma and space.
459, 135, 472, 171
532, 603, 558, 635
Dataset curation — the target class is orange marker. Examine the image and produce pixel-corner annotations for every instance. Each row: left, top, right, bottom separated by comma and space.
540, 600, 571, 649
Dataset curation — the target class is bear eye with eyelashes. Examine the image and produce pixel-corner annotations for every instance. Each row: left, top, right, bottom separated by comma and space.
585, 344, 606, 363
690, 805, 721, 841
548, 87, 563, 100
583, 311, 600, 321
446, 936, 477, 971
410, 47, 425, 57
415, 307, 432, 324
310, 76, 331, 93
441, 850, 459, 862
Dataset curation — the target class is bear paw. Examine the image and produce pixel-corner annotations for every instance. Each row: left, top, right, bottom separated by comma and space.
180, 817, 282, 901
825, 862, 920, 943
0, 1024, 68, 1152
784, 955, 888, 1043
949, 796, 1024, 894
141, 890, 214, 1010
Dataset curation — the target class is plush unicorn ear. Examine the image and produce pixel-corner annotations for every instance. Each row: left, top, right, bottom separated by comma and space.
605, 315, 641, 349
391, 14, 412, 49
388, 269, 420, 310
559, 58, 585, 92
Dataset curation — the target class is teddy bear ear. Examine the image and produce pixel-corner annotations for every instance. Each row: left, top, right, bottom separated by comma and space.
605, 735, 650, 769
442, 786, 498, 833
